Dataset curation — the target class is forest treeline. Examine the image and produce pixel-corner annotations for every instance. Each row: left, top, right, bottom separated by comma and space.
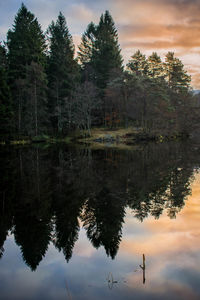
0, 3, 199, 141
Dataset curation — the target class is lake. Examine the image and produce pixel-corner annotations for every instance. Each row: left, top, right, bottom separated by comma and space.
0, 141, 200, 300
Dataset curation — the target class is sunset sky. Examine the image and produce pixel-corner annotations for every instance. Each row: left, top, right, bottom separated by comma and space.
0, 0, 199, 89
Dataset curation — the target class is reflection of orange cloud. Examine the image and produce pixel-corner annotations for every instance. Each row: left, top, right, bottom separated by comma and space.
118, 171, 200, 298
121, 172, 200, 257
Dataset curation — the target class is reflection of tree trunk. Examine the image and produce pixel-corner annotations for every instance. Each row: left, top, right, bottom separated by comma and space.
58, 149, 63, 193
36, 148, 41, 202
19, 149, 23, 179
34, 79, 38, 136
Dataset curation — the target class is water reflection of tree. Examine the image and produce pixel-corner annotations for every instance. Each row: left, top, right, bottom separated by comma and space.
51, 148, 85, 261
0, 147, 17, 258
81, 187, 126, 259
13, 147, 52, 270
0, 142, 199, 269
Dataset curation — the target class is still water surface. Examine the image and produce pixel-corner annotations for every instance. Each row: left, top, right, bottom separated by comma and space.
0, 142, 200, 299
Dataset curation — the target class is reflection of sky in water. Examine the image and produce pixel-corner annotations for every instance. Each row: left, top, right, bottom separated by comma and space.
1, 173, 200, 300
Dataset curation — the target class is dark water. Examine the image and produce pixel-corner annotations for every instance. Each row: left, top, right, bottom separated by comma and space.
1, 142, 200, 300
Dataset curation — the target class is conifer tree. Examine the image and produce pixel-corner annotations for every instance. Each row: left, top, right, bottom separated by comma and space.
78, 11, 123, 88
93, 11, 123, 89
7, 3, 47, 136
147, 52, 164, 79
164, 52, 191, 92
47, 12, 78, 134
78, 22, 96, 69
78, 11, 123, 125
7, 3, 46, 80
78, 22, 97, 81
0, 44, 12, 141
127, 50, 148, 76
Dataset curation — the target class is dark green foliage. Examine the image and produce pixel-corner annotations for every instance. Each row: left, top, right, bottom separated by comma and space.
0, 4, 198, 139
78, 22, 96, 69
120, 50, 194, 134
92, 11, 123, 89
7, 3, 46, 80
78, 11, 123, 125
147, 52, 164, 79
127, 50, 148, 76
0, 44, 12, 140
6, 3, 47, 137
47, 12, 79, 134
78, 11, 123, 89
164, 52, 191, 92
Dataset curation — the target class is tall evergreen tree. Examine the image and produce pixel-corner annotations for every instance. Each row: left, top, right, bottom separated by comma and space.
7, 3, 47, 136
0, 44, 12, 141
92, 11, 123, 89
7, 3, 46, 80
78, 22, 97, 81
78, 11, 123, 89
78, 11, 123, 125
47, 12, 79, 134
164, 52, 191, 92
78, 22, 96, 69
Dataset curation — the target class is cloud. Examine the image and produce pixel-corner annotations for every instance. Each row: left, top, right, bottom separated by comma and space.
112, 0, 200, 88
0, 0, 199, 88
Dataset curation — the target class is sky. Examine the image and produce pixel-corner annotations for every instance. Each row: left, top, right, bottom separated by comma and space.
0, 0, 199, 89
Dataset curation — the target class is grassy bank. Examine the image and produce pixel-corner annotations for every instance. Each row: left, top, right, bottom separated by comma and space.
0, 127, 188, 147
77, 127, 186, 145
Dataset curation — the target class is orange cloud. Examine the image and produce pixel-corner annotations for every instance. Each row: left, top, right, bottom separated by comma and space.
111, 0, 200, 88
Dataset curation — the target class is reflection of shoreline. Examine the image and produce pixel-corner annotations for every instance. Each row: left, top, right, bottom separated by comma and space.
0, 143, 198, 269
120, 172, 200, 275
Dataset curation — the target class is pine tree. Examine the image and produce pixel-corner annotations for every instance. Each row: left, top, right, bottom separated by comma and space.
7, 3, 46, 80
47, 12, 79, 134
147, 52, 164, 79
78, 22, 97, 82
127, 50, 148, 76
78, 11, 123, 125
92, 11, 123, 89
0, 44, 12, 141
7, 3, 47, 136
164, 52, 191, 92
78, 22, 96, 68
79, 11, 123, 88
